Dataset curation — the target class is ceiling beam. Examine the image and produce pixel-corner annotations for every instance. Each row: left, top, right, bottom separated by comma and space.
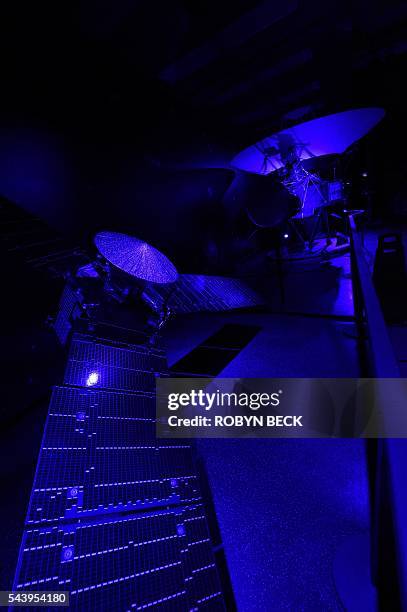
159, 0, 298, 84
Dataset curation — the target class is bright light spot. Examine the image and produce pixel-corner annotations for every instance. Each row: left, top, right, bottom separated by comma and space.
283, 233, 289, 239
86, 372, 99, 386
361, 172, 368, 178
176, 524, 186, 537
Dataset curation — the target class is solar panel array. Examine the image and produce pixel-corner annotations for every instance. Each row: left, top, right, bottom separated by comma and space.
53, 284, 83, 345
143, 274, 264, 314
13, 333, 225, 610
0, 196, 89, 277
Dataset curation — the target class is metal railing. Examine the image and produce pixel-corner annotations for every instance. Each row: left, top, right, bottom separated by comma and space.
349, 213, 405, 610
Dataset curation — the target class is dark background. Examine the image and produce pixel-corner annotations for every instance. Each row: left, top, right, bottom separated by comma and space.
0, 0, 406, 271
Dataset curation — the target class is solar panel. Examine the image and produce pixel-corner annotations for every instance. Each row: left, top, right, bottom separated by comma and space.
15, 510, 190, 611
27, 386, 199, 525
64, 334, 167, 392
182, 505, 225, 610
143, 274, 264, 314
53, 284, 82, 345
0, 196, 89, 276
13, 326, 225, 610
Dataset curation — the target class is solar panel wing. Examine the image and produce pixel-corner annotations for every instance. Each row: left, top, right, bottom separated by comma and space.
13, 328, 226, 610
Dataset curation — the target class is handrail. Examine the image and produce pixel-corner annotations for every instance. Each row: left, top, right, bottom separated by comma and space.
348, 214, 400, 377
349, 213, 406, 610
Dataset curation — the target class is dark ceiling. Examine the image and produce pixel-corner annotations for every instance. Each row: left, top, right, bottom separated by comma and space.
0, 0, 407, 263
2, 0, 407, 139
